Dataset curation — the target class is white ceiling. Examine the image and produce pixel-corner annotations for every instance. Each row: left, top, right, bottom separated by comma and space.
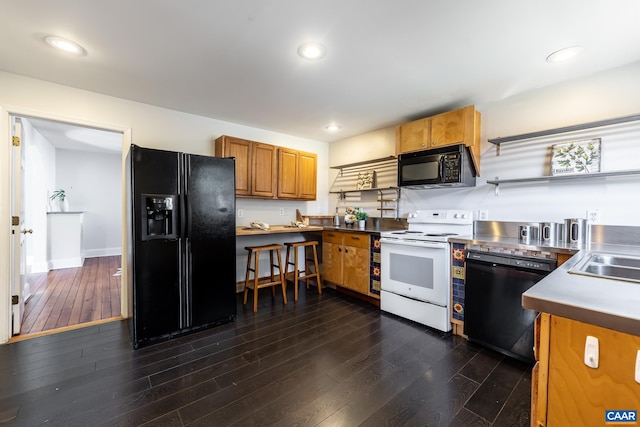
23, 117, 122, 154
2, 0, 640, 145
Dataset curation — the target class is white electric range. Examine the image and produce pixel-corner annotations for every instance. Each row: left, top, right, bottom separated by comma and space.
379, 209, 473, 332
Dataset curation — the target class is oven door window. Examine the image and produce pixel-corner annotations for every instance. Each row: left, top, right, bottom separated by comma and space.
381, 243, 448, 306
389, 253, 434, 289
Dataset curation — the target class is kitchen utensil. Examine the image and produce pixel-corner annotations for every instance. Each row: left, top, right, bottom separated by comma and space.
564, 218, 586, 244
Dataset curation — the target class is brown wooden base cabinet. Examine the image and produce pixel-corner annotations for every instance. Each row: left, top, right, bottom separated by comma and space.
533, 313, 640, 427
322, 231, 370, 296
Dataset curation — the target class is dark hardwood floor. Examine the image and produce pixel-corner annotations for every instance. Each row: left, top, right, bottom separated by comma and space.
0, 285, 532, 426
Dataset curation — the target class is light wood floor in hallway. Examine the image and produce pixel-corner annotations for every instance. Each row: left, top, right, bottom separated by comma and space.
18, 256, 122, 337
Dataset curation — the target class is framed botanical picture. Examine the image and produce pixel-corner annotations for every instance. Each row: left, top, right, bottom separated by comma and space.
356, 170, 376, 190
550, 138, 601, 176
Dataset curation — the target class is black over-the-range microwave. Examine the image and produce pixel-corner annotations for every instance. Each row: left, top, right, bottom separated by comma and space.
397, 144, 477, 188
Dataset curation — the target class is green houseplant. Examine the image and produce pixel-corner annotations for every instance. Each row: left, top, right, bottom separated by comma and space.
49, 189, 69, 211
355, 209, 368, 229
355, 210, 369, 221
50, 189, 66, 202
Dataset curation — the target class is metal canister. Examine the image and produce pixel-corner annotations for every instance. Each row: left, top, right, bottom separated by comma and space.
564, 218, 586, 244
519, 225, 539, 243
540, 222, 562, 243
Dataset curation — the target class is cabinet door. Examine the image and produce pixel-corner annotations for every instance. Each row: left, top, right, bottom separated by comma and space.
277, 148, 299, 199
430, 108, 465, 148
252, 142, 277, 198
297, 151, 317, 200
547, 316, 640, 426
322, 241, 343, 285
396, 117, 430, 154
342, 245, 370, 294
216, 136, 252, 196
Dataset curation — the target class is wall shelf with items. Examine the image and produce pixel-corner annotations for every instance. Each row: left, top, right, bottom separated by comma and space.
329, 156, 400, 218
485, 112, 640, 195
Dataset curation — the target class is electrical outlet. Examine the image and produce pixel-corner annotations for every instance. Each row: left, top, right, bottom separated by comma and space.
478, 210, 489, 220
279, 208, 286, 216
587, 209, 601, 224
237, 209, 243, 218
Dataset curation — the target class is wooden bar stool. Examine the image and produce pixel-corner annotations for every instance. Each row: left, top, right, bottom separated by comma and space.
243, 244, 287, 312
284, 240, 322, 302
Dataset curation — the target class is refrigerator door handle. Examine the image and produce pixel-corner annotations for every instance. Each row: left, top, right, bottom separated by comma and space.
183, 238, 192, 328
181, 154, 189, 239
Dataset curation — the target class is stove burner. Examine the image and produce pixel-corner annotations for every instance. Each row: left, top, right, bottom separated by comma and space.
391, 230, 422, 234
425, 233, 458, 237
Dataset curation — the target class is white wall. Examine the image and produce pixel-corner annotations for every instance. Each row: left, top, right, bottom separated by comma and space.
22, 118, 56, 273
330, 61, 640, 226
56, 149, 122, 257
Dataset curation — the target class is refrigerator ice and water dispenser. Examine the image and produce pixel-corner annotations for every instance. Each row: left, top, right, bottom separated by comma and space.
142, 194, 178, 240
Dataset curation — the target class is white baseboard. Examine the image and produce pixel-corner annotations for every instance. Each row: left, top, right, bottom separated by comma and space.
83, 247, 121, 258
49, 257, 85, 270
29, 261, 50, 274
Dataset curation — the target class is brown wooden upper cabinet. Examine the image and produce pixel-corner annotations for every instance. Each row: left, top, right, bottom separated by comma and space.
396, 105, 482, 175
215, 135, 317, 200
214, 135, 276, 198
396, 117, 430, 153
277, 148, 317, 200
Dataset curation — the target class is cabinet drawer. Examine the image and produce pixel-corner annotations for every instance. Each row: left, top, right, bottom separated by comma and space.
343, 233, 369, 249
323, 231, 343, 244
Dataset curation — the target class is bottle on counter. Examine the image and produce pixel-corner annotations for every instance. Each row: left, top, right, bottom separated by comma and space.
334, 209, 340, 226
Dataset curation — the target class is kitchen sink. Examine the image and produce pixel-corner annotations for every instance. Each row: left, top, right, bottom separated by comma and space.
569, 252, 640, 283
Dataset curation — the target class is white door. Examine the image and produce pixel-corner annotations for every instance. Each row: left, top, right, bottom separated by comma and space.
10, 118, 28, 335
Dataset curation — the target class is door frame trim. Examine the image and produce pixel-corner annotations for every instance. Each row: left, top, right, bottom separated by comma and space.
0, 105, 132, 343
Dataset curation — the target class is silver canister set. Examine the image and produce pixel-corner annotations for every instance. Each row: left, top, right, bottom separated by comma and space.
519, 218, 587, 245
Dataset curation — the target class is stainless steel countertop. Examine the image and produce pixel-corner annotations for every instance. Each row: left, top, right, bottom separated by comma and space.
522, 242, 640, 336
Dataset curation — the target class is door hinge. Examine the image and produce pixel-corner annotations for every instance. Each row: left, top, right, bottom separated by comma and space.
12, 216, 19, 226
11, 295, 18, 305
12, 136, 20, 147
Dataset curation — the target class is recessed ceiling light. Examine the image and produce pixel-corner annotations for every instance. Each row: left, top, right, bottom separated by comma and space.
298, 42, 326, 60
546, 46, 583, 63
44, 36, 86, 56
325, 123, 342, 132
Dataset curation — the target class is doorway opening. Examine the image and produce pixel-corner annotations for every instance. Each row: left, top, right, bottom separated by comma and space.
10, 115, 124, 340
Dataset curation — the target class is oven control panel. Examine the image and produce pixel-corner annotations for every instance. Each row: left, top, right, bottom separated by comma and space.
408, 209, 473, 225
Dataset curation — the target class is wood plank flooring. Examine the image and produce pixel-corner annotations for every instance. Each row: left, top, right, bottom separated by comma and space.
0, 286, 532, 426
20, 256, 121, 336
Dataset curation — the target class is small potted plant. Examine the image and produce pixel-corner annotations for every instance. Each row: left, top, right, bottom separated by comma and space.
355, 209, 369, 229
49, 189, 69, 212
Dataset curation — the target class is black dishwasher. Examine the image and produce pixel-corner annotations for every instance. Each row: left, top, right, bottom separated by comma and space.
463, 250, 557, 364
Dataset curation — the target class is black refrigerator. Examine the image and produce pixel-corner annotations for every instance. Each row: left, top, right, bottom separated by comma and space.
126, 144, 236, 349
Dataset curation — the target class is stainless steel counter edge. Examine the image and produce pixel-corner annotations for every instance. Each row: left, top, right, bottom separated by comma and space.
523, 243, 640, 337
